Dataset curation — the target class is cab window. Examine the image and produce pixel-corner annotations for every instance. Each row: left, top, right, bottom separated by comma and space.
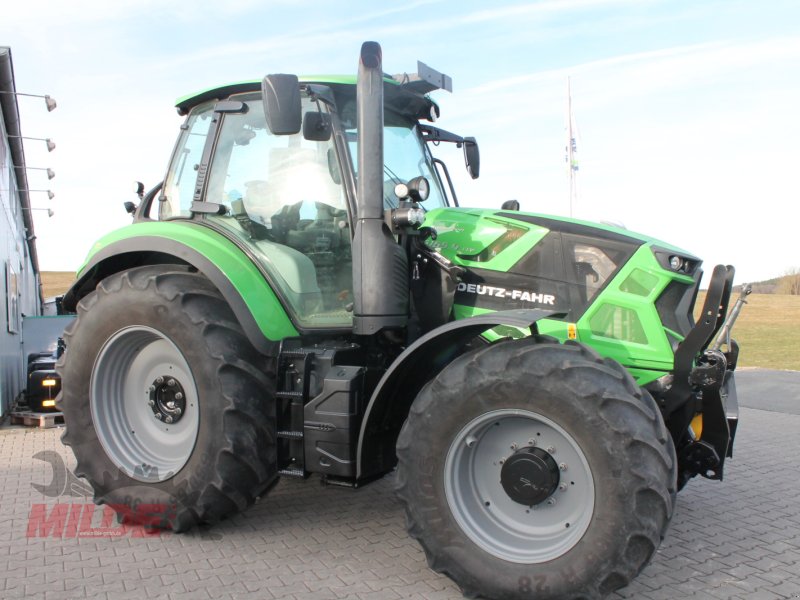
161, 102, 215, 219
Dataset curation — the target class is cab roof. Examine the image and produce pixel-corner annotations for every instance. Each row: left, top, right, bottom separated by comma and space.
175, 75, 438, 120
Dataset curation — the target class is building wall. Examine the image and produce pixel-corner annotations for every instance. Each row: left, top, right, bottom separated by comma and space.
0, 102, 41, 415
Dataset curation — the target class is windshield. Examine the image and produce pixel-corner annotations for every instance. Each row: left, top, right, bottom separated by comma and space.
203, 92, 354, 329
345, 110, 448, 209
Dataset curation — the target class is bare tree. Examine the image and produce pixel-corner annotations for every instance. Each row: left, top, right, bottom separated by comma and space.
778, 267, 800, 295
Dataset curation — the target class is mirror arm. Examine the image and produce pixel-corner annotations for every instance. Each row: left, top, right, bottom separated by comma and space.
304, 84, 336, 107
419, 123, 464, 145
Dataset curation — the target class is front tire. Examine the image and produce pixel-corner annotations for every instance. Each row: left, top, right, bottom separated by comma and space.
396, 339, 676, 599
56, 265, 277, 531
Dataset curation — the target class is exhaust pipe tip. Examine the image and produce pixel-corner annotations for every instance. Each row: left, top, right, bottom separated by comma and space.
360, 41, 382, 69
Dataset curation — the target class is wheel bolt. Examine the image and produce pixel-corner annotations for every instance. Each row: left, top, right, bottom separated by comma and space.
167, 379, 176, 387
547, 446, 556, 454
499, 458, 505, 465
147, 400, 155, 407
148, 385, 156, 393
465, 435, 477, 448
175, 407, 182, 416
165, 416, 173, 424
559, 463, 568, 471
154, 413, 163, 420
559, 483, 568, 492
547, 497, 557, 506
174, 392, 183, 401
155, 376, 164, 385
510, 443, 518, 450
528, 438, 537, 446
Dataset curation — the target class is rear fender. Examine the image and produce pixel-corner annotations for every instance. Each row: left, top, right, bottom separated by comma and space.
356, 309, 560, 480
62, 223, 298, 355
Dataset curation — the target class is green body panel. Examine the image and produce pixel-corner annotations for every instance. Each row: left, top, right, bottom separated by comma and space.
424, 208, 549, 271
423, 207, 685, 264
575, 244, 689, 373
78, 221, 299, 341
428, 207, 697, 385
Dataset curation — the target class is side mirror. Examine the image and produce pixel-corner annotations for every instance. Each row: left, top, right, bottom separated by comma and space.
463, 137, 480, 179
303, 112, 332, 141
262, 74, 302, 135
501, 199, 520, 211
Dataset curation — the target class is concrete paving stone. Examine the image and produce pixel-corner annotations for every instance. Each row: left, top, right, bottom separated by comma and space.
736, 589, 792, 600
401, 591, 463, 600
140, 579, 187, 596
683, 592, 724, 600
24, 580, 66, 595
44, 590, 85, 600
723, 561, 766, 579
706, 584, 757, 600
356, 589, 403, 600
723, 573, 784, 594
168, 588, 213, 600
770, 578, 800, 597
745, 565, 798, 586
771, 548, 800, 567
103, 590, 166, 600
692, 558, 739, 576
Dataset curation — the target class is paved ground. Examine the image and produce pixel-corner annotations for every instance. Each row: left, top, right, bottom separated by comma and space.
0, 369, 798, 600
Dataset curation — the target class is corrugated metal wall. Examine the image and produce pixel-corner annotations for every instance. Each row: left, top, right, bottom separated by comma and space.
0, 47, 43, 416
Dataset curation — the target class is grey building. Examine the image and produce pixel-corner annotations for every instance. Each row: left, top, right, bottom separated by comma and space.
1, 47, 44, 416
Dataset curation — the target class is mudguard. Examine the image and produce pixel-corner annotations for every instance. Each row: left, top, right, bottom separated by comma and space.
62, 222, 298, 355
356, 308, 560, 480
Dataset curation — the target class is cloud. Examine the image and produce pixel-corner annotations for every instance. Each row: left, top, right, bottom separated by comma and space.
464, 36, 800, 98
456, 0, 654, 24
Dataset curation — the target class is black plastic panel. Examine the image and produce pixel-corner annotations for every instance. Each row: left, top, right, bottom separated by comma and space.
304, 365, 365, 477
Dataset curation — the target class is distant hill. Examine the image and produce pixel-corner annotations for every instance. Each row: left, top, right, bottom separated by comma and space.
736, 271, 800, 295
40, 271, 76, 299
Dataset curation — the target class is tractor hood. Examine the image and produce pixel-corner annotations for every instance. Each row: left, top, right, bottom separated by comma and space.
422, 207, 698, 272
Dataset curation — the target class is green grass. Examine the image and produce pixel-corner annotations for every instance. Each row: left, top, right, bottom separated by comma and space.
698, 293, 800, 371
40, 271, 76, 298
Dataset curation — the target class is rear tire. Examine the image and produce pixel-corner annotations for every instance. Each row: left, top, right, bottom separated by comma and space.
56, 265, 277, 531
396, 339, 676, 599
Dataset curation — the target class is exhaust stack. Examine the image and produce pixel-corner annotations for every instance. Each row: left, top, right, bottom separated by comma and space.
352, 41, 409, 335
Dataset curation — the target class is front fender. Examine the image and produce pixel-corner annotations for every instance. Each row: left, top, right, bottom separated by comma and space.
63, 221, 298, 355
356, 309, 560, 480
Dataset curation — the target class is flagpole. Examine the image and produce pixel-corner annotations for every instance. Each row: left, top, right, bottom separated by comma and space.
566, 77, 578, 217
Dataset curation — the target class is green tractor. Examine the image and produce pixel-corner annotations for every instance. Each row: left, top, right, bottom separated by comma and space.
57, 42, 746, 599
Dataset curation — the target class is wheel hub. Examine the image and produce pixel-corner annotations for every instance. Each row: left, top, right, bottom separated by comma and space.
148, 375, 186, 424
500, 446, 560, 506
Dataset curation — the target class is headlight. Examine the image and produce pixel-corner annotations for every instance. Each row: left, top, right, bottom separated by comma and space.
394, 176, 430, 203
669, 256, 684, 271
391, 207, 426, 228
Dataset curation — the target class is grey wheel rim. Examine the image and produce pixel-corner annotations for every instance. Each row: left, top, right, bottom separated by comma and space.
444, 409, 595, 563
91, 326, 200, 483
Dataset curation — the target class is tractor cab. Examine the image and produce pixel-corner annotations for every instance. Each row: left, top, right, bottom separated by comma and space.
148, 70, 471, 331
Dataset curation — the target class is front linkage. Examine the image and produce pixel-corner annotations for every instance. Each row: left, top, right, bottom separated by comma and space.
659, 265, 750, 485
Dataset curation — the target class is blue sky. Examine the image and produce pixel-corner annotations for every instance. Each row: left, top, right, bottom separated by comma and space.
3, 0, 798, 284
